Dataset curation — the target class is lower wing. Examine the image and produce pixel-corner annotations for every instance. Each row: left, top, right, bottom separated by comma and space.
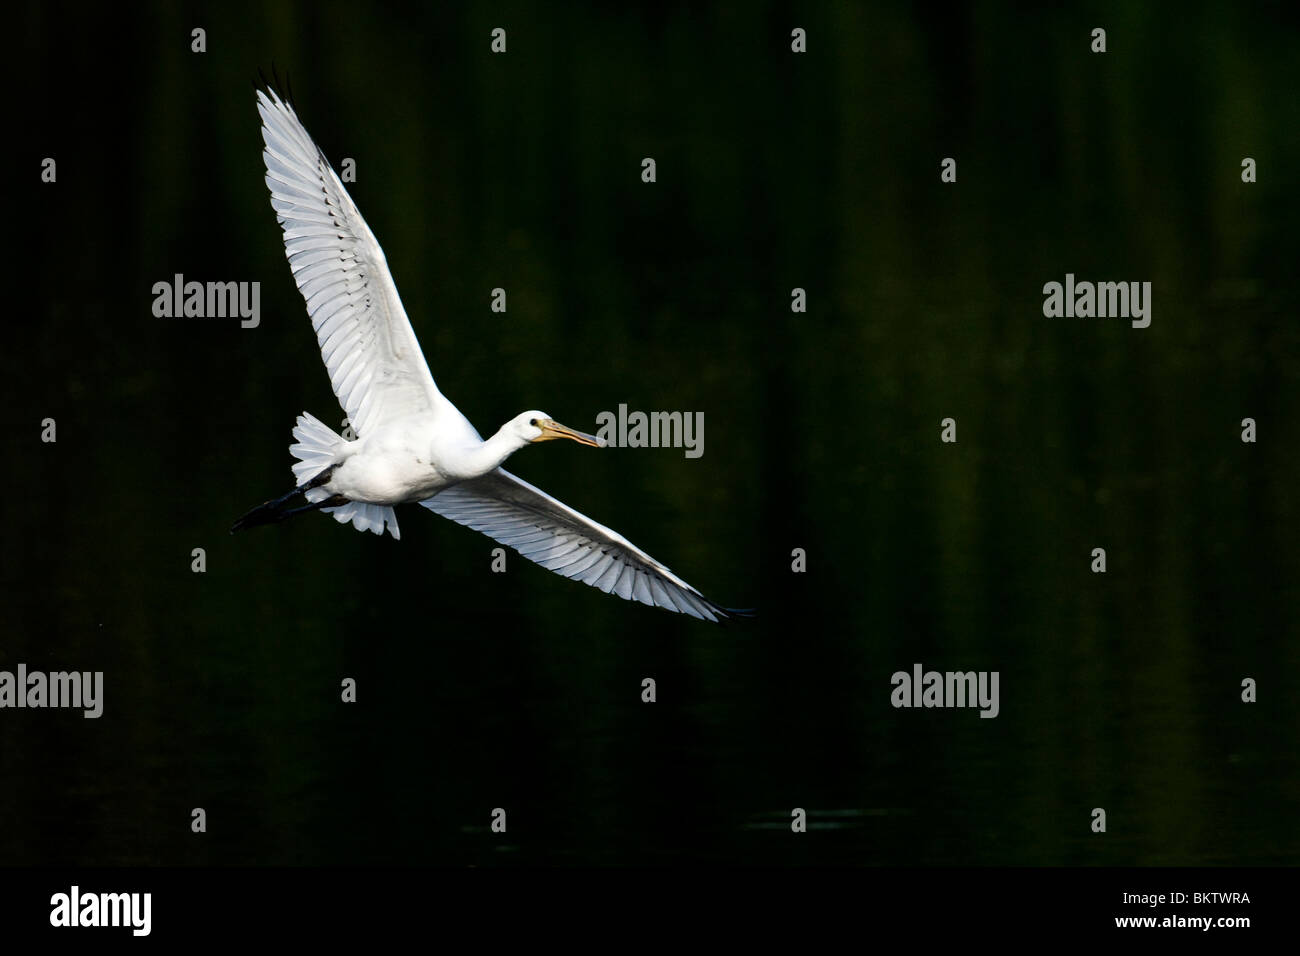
420, 469, 743, 623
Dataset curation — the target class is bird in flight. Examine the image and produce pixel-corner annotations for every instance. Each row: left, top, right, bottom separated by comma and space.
233, 88, 745, 623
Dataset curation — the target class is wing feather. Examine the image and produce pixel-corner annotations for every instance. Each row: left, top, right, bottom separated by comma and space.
420, 469, 736, 622
257, 88, 452, 436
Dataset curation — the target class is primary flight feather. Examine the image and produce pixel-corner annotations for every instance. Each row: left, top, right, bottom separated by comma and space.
233, 88, 743, 623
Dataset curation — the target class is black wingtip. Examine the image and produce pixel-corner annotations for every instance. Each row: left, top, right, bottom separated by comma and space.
256, 64, 295, 106
712, 605, 757, 627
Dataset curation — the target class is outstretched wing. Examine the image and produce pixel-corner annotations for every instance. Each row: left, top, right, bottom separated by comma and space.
257, 88, 453, 437
421, 469, 739, 623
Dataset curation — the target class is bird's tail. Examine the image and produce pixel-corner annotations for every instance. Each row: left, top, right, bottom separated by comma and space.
289, 412, 401, 539
289, 411, 346, 486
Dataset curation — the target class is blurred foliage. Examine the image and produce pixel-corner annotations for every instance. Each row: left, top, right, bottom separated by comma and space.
5, 1, 1298, 864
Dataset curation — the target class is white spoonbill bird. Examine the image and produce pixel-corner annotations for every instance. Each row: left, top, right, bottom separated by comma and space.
233, 88, 745, 623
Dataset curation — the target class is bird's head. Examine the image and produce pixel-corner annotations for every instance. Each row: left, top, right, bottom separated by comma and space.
514, 411, 602, 447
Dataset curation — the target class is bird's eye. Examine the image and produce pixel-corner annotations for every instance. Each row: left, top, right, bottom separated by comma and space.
529, 418, 538, 427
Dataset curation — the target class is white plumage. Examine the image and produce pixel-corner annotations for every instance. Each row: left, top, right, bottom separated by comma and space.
259, 91, 449, 438
422, 470, 732, 621
236, 89, 742, 623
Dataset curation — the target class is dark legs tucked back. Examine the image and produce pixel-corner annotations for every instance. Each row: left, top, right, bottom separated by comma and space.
230, 467, 343, 533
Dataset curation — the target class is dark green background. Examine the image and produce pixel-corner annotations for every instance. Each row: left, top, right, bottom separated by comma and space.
6, 1, 1297, 865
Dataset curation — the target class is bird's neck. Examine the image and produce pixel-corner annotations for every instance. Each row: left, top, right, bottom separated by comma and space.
456, 427, 528, 480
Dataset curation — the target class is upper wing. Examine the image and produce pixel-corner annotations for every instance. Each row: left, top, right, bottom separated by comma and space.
257, 88, 452, 437
421, 469, 738, 623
